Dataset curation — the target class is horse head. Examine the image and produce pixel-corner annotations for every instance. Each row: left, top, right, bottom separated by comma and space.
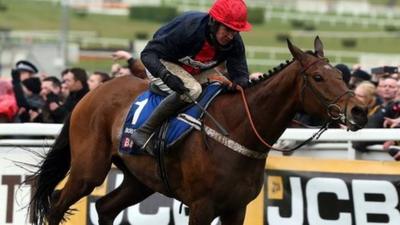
286, 36, 367, 131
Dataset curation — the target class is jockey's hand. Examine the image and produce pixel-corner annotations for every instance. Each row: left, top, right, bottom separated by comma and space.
225, 82, 239, 92
207, 75, 239, 92
162, 72, 189, 94
208, 74, 232, 86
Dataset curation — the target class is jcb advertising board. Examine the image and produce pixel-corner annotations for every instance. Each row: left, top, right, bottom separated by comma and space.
2, 147, 399, 225
264, 156, 400, 225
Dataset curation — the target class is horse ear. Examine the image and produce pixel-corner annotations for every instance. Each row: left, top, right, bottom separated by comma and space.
287, 38, 305, 61
314, 36, 324, 57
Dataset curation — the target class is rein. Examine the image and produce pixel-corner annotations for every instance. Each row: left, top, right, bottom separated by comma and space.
237, 86, 329, 153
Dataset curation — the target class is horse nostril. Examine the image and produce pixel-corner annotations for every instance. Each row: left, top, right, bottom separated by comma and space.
351, 106, 368, 126
351, 106, 367, 117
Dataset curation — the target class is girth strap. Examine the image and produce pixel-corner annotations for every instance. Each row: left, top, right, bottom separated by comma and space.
177, 114, 267, 159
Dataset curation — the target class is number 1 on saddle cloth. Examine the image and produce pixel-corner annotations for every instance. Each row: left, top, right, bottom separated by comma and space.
119, 82, 223, 155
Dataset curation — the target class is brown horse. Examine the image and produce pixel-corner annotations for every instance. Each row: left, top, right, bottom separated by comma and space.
29, 37, 368, 225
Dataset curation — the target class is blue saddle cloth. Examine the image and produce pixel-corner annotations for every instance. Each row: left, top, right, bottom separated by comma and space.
119, 82, 223, 155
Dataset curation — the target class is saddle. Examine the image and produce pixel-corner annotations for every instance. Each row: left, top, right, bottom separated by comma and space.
118, 82, 223, 156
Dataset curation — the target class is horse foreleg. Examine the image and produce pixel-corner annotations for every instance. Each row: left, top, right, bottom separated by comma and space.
188, 200, 216, 225
95, 171, 154, 225
220, 207, 246, 225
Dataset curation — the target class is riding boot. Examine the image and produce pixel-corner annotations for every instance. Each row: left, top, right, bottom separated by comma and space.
131, 93, 188, 150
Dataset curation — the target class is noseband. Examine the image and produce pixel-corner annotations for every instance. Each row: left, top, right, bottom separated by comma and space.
300, 59, 354, 124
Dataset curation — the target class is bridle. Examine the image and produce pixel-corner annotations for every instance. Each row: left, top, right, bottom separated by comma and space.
299, 58, 354, 125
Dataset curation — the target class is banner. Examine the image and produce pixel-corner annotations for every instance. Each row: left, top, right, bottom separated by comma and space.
0, 147, 261, 225
265, 156, 400, 225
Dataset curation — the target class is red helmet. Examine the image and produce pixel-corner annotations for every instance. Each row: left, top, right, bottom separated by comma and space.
209, 0, 252, 32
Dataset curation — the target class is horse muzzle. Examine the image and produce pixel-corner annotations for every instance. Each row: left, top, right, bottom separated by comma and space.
346, 106, 368, 131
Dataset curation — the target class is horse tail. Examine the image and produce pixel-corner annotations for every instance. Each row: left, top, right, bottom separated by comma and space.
29, 114, 72, 225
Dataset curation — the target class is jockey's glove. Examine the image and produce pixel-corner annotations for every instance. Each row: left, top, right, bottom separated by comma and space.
160, 71, 189, 95
224, 82, 239, 92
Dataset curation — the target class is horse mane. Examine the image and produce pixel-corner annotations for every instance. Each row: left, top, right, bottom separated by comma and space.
248, 59, 294, 87
249, 50, 317, 87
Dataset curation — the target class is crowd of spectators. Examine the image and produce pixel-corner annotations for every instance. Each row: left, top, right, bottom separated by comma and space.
350, 66, 400, 160
1, 54, 400, 160
0, 50, 140, 124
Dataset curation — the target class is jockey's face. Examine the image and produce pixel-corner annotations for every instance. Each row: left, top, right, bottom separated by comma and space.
215, 24, 238, 46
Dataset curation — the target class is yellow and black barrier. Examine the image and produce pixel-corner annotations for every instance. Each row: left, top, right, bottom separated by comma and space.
3, 155, 399, 225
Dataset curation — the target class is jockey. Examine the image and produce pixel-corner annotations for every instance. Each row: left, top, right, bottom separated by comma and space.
131, 0, 252, 149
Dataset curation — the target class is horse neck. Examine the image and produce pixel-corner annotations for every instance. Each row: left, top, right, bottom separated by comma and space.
234, 61, 303, 151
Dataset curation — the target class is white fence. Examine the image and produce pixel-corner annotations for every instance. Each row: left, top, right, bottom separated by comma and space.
0, 123, 398, 161
0, 123, 399, 225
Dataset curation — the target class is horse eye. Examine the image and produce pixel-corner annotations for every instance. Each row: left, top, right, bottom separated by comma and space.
313, 74, 324, 82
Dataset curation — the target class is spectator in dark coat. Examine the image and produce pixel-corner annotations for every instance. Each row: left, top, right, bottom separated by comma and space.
31, 76, 65, 123
12, 72, 44, 122
50, 68, 89, 121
